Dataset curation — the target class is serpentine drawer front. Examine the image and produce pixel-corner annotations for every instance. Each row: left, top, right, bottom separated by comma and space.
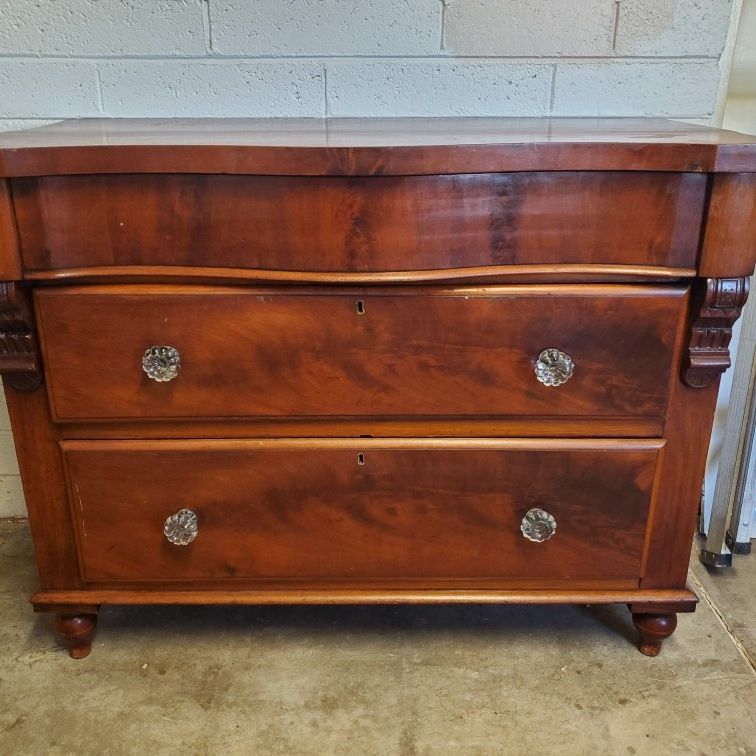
1, 118, 754, 659
62, 439, 662, 584
13, 172, 705, 273
36, 285, 686, 422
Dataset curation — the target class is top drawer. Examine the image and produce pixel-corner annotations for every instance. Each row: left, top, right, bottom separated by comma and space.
36, 284, 686, 423
13, 172, 705, 274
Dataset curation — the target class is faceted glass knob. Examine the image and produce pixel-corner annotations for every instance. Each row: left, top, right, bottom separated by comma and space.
143, 345, 180, 382
535, 348, 574, 387
164, 508, 198, 546
520, 508, 557, 543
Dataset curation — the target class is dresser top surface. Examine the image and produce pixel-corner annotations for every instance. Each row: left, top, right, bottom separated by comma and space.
1, 118, 755, 176
2, 117, 755, 147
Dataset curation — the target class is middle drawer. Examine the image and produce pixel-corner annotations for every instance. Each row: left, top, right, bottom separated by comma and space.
37, 284, 686, 422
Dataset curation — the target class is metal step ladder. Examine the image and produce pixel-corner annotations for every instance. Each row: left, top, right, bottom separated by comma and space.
700, 274, 756, 567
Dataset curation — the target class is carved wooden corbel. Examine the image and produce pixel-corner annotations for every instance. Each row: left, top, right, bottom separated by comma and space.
683, 277, 750, 389
0, 281, 42, 391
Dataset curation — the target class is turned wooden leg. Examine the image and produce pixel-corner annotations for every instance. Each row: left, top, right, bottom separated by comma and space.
54, 613, 98, 659
631, 612, 677, 657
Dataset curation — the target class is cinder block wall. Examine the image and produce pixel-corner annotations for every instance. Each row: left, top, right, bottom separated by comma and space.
0, 0, 738, 129
0, 0, 742, 515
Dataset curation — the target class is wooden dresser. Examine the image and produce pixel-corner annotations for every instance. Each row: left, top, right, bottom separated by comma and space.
1, 118, 754, 659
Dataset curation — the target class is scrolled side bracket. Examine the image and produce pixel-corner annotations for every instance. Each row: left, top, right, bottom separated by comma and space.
0, 281, 42, 391
683, 277, 750, 389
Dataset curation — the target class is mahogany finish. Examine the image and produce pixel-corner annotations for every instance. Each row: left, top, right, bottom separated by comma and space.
0, 181, 21, 280
641, 377, 721, 588
54, 613, 97, 659
3, 381, 82, 590
0, 282, 42, 390
13, 172, 705, 273
62, 439, 662, 583
699, 173, 756, 278
36, 285, 686, 422
56, 416, 666, 440
24, 263, 698, 286
33, 587, 697, 608
0, 117, 754, 658
683, 277, 750, 389
631, 612, 678, 657
0, 118, 755, 176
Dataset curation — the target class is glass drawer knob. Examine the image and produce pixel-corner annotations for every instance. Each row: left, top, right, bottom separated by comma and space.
164, 508, 198, 546
143, 345, 180, 382
535, 348, 574, 387
521, 508, 557, 543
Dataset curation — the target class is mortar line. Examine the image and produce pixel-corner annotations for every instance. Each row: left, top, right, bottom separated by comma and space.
94, 65, 105, 115
202, 0, 214, 54
0, 54, 722, 63
688, 567, 756, 675
439, 0, 446, 52
323, 65, 329, 117
612, 1, 622, 52
548, 64, 557, 113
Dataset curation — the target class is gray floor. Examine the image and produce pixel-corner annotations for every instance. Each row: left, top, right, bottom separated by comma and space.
1, 520, 754, 756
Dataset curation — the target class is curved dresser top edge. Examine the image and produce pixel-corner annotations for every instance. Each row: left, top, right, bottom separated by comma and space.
0, 118, 755, 176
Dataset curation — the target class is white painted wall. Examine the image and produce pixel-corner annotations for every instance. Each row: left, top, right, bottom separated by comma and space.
0, 0, 741, 128
0, 0, 746, 516
723, 0, 756, 130
702, 0, 756, 535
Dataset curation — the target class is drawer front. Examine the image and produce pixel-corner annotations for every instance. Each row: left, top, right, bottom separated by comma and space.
63, 439, 663, 583
38, 285, 686, 422
14, 172, 704, 274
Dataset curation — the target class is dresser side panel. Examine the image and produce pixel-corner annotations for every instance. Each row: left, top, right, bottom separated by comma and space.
3, 382, 83, 589
698, 173, 756, 278
0, 180, 22, 280
642, 379, 719, 587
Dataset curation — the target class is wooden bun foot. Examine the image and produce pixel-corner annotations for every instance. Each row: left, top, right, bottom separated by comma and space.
632, 612, 677, 657
54, 613, 98, 659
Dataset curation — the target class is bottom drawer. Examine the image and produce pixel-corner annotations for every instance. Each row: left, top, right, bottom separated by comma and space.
62, 439, 662, 584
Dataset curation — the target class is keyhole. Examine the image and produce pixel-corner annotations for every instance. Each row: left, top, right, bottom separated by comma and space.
357, 452, 365, 465
356, 300, 365, 315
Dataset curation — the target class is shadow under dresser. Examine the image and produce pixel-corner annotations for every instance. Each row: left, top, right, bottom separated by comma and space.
0, 117, 754, 658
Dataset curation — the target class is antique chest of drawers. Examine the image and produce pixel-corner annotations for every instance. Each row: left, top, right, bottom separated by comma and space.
0, 118, 754, 658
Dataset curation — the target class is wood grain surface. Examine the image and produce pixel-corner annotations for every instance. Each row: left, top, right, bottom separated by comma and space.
0, 117, 755, 176
6, 118, 755, 653
698, 173, 756, 278
36, 284, 687, 422
0, 181, 21, 280
23, 263, 699, 286
32, 587, 698, 609
12, 171, 706, 272
62, 438, 663, 583
56, 417, 665, 440
3, 380, 82, 589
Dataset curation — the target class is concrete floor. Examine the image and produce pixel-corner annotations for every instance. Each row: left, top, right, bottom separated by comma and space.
1, 521, 754, 756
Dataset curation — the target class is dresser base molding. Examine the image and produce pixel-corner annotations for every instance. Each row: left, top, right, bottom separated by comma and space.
33, 587, 698, 608
36, 589, 697, 659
